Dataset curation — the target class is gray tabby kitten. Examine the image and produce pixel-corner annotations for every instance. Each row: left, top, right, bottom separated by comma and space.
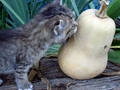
0, 0, 77, 90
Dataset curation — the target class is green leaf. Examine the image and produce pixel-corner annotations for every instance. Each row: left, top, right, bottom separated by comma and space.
116, 28, 120, 34
76, 0, 92, 14
1, 9, 5, 28
115, 34, 120, 39
0, 0, 46, 28
70, 0, 79, 17
0, 20, 2, 28
63, 0, 92, 18
111, 46, 120, 48
5, 18, 16, 28
45, 44, 60, 56
108, 51, 120, 64
0, 0, 26, 25
112, 38, 120, 46
88, 1, 95, 9
5, 23, 13, 29
107, 0, 120, 19
29, 0, 43, 18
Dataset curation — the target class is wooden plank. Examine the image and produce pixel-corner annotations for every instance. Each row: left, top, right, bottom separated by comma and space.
0, 76, 120, 90
0, 58, 120, 90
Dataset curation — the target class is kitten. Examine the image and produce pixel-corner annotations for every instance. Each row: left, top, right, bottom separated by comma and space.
0, 0, 77, 90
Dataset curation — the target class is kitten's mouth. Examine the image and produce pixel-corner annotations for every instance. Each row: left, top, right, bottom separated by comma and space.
65, 38, 70, 43
64, 22, 78, 43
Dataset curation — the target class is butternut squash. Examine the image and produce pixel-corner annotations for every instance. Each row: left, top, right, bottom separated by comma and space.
58, 0, 115, 79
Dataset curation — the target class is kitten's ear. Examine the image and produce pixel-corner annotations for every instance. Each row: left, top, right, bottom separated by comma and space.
53, 20, 64, 35
52, 0, 62, 5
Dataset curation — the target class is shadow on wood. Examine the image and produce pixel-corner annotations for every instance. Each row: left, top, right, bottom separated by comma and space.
0, 57, 120, 90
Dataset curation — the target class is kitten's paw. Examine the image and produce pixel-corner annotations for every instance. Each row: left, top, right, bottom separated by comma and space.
18, 84, 33, 90
0, 79, 3, 85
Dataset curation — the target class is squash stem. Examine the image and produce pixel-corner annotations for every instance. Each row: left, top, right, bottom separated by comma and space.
95, 0, 110, 19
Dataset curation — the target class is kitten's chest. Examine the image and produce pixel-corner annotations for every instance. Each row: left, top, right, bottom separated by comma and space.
22, 42, 49, 64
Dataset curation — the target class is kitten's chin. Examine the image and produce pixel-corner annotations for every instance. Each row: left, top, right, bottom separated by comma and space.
53, 38, 66, 44
61, 37, 70, 44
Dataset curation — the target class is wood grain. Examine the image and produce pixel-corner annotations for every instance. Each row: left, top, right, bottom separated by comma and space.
0, 57, 120, 90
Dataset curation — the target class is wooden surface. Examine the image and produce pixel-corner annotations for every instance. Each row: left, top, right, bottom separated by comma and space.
0, 57, 120, 90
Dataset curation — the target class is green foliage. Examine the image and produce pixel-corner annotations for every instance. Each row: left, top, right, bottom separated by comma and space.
1, 0, 27, 26
108, 51, 120, 64
0, 9, 5, 29
0, 0, 48, 28
44, 44, 60, 56
28, 0, 43, 18
107, 0, 120, 63
110, 29, 120, 63
0, 0, 120, 63
63, 0, 93, 18
107, 0, 120, 20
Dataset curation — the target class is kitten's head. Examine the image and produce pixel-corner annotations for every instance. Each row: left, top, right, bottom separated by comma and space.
41, 0, 78, 44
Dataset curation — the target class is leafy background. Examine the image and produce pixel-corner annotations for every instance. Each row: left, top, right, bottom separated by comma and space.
0, 0, 120, 64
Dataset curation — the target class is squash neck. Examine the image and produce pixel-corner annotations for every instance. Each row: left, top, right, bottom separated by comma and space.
95, 0, 110, 19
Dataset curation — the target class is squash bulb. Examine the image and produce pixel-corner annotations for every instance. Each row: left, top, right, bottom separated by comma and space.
58, 1, 115, 79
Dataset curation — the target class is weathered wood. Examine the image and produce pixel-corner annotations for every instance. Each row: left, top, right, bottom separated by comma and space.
0, 57, 120, 90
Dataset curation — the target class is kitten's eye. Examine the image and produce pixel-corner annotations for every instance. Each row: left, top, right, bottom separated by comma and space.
55, 20, 60, 25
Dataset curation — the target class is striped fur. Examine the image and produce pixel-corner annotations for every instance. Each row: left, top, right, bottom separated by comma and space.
0, 0, 77, 90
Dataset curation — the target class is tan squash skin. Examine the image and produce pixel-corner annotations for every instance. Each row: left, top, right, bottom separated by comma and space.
58, 9, 115, 79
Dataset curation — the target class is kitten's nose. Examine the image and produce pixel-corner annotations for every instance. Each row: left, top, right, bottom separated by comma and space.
74, 21, 78, 27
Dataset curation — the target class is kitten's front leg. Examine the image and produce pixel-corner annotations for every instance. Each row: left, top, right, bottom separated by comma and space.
14, 65, 33, 90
